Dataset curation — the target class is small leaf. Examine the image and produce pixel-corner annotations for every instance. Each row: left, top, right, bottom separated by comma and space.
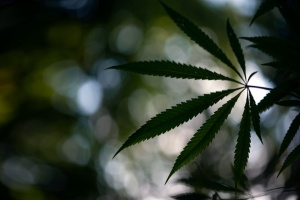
160, 1, 243, 80
249, 90, 262, 143
113, 89, 239, 157
250, 0, 277, 25
257, 82, 293, 113
247, 71, 258, 82
172, 193, 210, 200
276, 100, 300, 107
166, 93, 241, 183
234, 95, 251, 184
278, 112, 300, 157
227, 20, 246, 78
108, 60, 240, 83
178, 177, 242, 193
241, 36, 300, 60
278, 144, 300, 176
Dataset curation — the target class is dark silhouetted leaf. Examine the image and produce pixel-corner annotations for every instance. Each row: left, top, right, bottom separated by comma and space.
278, 144, 300, 176
262, 61, 300, 72
247, 71, 258, 82
276, 100, 300, 107
108, 61, 240, 83
250, 0, 277, 25
172, 193, 210, 200
227, 20, 246, 78
257, 82, 293, 113
178, 177, 242, 193
160, 1, 243, 80
249, 91, 262, 143
234, 96, 251, 184
166, 93, 241, 183
278, 112, 300, 157
242, 36, 300, 60
113, 89, 240, 157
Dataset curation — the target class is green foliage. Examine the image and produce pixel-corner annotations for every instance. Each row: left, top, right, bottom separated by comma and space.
226, 20, 246, 78
250, 0, 277, 25
108, 61, 240, 83
166, 93, 241, 183
262, 61, 300, 72
256, 82, 293, 113
113, 89, 238, 157
276, 100, 300, 107
278, 113, 300, 157
160, 1, 244, 81
278, 144, 300, 176
242, 36, 300, 60
249, 91, 262, 143
110, 0, 300, 193
234, 95, 251, 184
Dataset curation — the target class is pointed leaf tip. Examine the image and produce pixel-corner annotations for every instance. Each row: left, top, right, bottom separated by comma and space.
167, 92, 242, 183
226, 19, 246, 79
278, 112, 300, 157
278, 144, 300, 177
115, 89, 240, 158
160, 1, 243, 80
108, 61, 240, 82
250, 0, 276, 25
234, 95, 251, 183
249, 91, 262, 143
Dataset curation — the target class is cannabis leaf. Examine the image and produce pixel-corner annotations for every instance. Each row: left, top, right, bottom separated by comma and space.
166, 93, 241, 183
227, 20, 246, 78
234, 95, 251, 184
257, 82, 293, 113
278, 112, 300, 157
249, 90, 262, 143
262, 61, 300, 72
160, 1, 244, 81
108, 61, 241, 83
250, 0, 277, 25
109, 1, 299, 187
242, 36, 300, 60
276, 100, 300, 107
278, 144, 300, 176
113, 89, 239, 157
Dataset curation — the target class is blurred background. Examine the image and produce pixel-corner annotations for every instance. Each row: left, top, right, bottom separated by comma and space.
0, 0, 298, 199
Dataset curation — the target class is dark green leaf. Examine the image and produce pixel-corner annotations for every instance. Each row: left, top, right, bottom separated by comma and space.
172, 193, 210, 200
278, 144, 300, 176
249, 91, 262, 143
257, 82, 293, 113
160, 1, 243, 80
108, 61, 240, 83
227, 20, 246, 78
250, 0, 277, 25
113, 89, 239, 157
276, 100, 300, 107
234, 96, 251, 184
242, 36, 300, 60
262, 61, 300, 72
278, 112, 300, 157
178, 177, 242, 193
166, 93, 241, 183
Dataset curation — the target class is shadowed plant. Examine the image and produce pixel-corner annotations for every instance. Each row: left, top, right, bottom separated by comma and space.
109, 0, 300, 195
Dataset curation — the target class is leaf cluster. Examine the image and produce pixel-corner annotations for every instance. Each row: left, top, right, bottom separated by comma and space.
108, 0, 300, 194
